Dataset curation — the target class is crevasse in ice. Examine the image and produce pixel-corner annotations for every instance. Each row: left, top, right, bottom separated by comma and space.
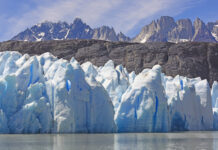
82, 60, 215, 132
0, 51, 217, 133
0, 52, 116, 133
115, 65, 169, 132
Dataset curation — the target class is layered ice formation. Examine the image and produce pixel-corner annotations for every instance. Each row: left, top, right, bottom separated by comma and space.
114, 65, 169, 132
82, 60, 216, 132
82, 60, 132, 112
163, 76, 213, 131
0, 52, 116, 133
0, 51, 217, 133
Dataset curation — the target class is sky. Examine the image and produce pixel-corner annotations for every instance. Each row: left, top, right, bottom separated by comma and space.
0, 0, 217, 41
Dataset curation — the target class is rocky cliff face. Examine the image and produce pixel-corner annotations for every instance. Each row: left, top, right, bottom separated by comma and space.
0, 40, 217, 86
11, 18, 130, 42
117, 32, 131, 42
133, 16, 217, 43
169, 19, 194, 42
192, 18, 215, 42
92, 26, 118, 41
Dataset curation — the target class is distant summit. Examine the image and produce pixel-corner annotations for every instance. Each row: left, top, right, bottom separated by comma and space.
12, 18, 130, 42
133, 16, 218, 43
11, 16, 218, 43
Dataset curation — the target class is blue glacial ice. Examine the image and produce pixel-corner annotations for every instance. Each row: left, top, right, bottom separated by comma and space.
82, 60, 216, 132
0, 51, 217, 133
82, 60, 132, 112
114, 65, 169, 132
0, 52, 116, 133
212, 81, 218, 129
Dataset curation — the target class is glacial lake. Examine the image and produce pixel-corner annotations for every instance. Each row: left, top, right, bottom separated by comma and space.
0, 132, 217, 150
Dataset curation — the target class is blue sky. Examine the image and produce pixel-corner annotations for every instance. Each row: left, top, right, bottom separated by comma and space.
0, 0, 217, 41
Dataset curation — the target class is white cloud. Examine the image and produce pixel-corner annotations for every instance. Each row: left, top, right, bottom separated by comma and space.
0, 0, 201, 41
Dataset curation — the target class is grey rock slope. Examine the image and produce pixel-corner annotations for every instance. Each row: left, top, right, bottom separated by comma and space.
11, 18, 130, 42
207, 21, 218, 41
0, 40, 218, 86
133, 16, 218, 43
92, 26, 118, 41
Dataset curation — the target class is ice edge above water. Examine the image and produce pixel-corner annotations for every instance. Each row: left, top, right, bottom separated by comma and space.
0, 51, 217, 133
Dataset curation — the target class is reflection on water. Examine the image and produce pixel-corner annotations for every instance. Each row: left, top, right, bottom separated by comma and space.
0, 132, 217, 150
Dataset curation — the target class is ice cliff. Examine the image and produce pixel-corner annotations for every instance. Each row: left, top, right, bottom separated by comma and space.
0, 51, 217, 133
0, 52, 116, 133
82, 60, 216, 132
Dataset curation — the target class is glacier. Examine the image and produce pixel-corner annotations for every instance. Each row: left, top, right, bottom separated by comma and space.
114, 65, 169, 132
212, 81, 218, 130
82, 60, 132, 112
0, 52, 116, 133
0, 51, 217, 133
82, 60, 216, 132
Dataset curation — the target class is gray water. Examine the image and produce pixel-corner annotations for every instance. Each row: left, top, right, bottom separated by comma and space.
0, 132, 218, 150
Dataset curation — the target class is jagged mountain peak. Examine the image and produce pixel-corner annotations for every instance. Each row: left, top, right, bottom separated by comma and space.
11, 16, 217, 43
117, 32, 131, 42
11, 18, 130, 42
192, 17, 216, 42
158, 16, 175, 24
133, 16, 217, 43
117, 32, 126, 37
194, 17, 204, 26
73, 18, 84, 24
176, 18, 192, 25
92, 25, 118, 41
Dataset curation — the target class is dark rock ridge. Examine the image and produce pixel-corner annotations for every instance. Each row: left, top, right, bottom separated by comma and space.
133, 16, 218, 43
11, 18, 130, 42
0, 40, 218, 86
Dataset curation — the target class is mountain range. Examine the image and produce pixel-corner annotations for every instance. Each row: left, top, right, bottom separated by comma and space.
11, 16, 218, 43
133, 16, 218, 43
11, 18, 130, 42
